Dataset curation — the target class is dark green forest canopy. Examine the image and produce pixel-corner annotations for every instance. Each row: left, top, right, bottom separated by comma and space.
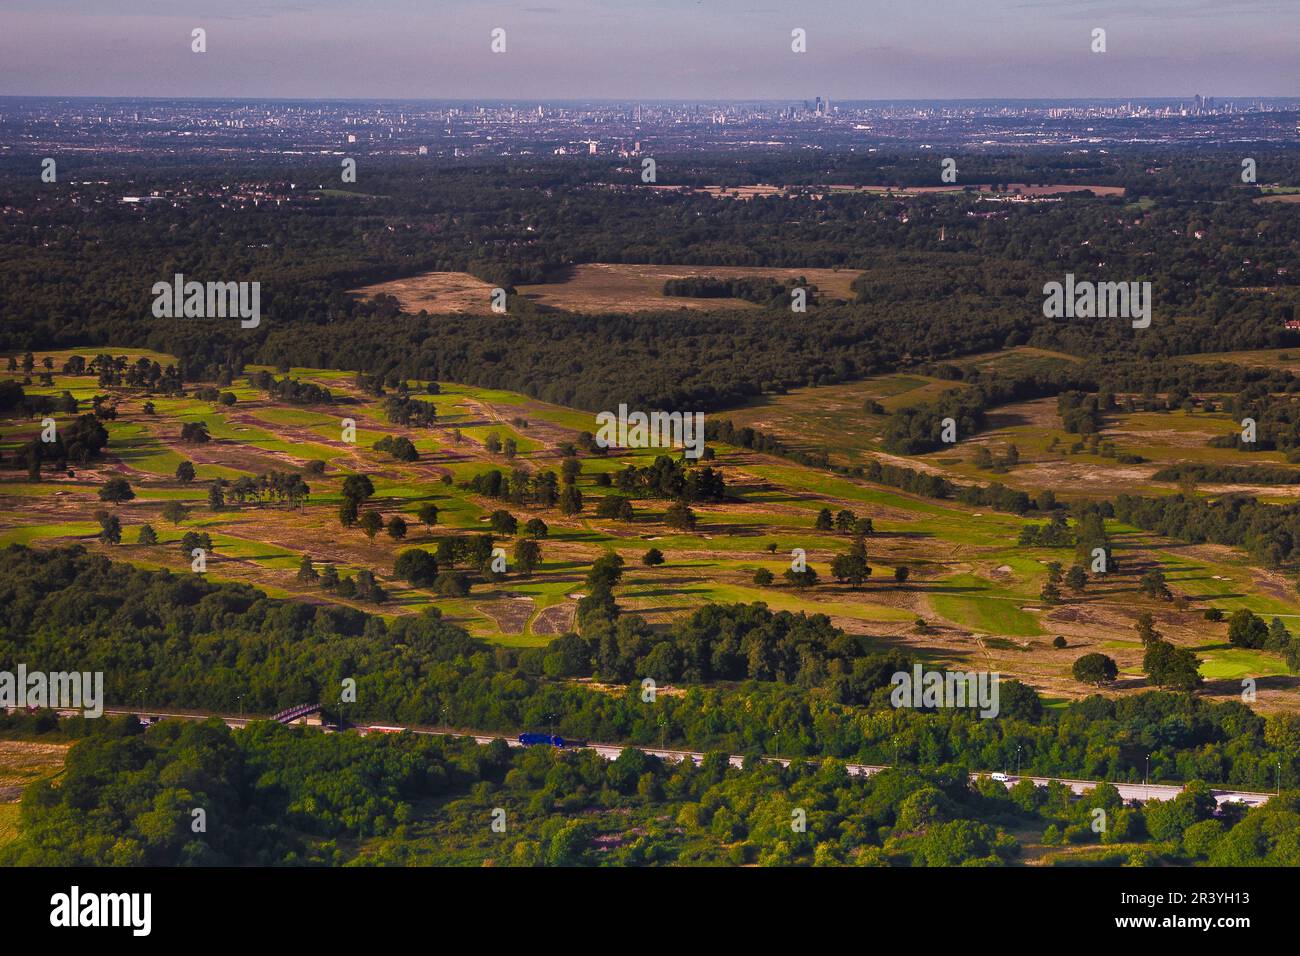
1, 152, 1296, 411
1, 545, 1296, 792
3, 707, 1298, 867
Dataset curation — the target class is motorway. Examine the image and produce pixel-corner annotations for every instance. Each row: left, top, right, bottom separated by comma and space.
92, 706, 1276, 809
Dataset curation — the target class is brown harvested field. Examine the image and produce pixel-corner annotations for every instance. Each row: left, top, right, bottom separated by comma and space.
352, 263, 863, 315
350, 271, 497, 315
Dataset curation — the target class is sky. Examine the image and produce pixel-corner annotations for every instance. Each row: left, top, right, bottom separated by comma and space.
0, 0, 1296, 100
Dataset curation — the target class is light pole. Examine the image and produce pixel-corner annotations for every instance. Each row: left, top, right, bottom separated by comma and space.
1144, 754, 1150, 800
235, 694, 243, 720
1278, 759, 1283, 796
1016, 746, 1022, 777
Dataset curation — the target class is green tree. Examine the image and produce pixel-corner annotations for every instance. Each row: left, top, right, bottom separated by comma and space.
1227, 609, 1269, 649
1065, 564, 1088, 592
394, 549, 439, 587
341, 474, 375, 506
1143, 640, 1202, 690
297, 555, 320, 583
513, 538, 542, 577
1071, 653, 1118, 686
161, 501, 189, 526
359, 511, 383, 540
95, 511, 121, 545
98, 476, 135, 504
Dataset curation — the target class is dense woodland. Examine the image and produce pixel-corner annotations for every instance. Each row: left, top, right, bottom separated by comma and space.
2, 545, 1298, 797
3, 711, 1298, 866
1, 152, 1297, 412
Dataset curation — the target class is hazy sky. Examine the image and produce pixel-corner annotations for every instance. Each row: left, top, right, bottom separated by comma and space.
0, 0, 1296, 100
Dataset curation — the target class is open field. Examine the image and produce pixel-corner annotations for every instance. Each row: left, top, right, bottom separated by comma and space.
718, 347, 1081, 466
717, 345, 1300, 500
0, 741, 68, 847
352, 262, 863, 315
3, 348, 1299, 711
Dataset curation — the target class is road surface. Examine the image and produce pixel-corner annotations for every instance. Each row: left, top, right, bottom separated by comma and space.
76, 705, 1275, 809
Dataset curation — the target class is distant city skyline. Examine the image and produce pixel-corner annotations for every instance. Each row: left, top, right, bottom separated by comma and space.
1, 0, 1297, 100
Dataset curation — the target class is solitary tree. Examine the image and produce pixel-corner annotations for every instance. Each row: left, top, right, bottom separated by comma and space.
513, 538, 542, 577
162, 501, 189, 526
359, 510, 383, 540
297, 555, 320, 583
1072, 653, 1118, 686
341, 474, 375, 506
175, 461, 196, 483
98, 476, 135, 504
95, 511, 121, 545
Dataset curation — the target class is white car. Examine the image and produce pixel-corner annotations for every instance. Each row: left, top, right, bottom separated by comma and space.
991, 772, 1010, 783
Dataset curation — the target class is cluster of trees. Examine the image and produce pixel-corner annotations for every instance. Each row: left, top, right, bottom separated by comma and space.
1153, 463, 1300, 486
464, 467, 562, 508
547, 602, 904, 703
1018, 515, 1075, 548
383, 394, 437, 428
882, 367, 1094, 455
248, 371, 333, 405
662, 275, 817, 308
611, 456, 726, 502
1113, 492, 1300, 568
221, 471, 311, 508
374, 434, 419, 462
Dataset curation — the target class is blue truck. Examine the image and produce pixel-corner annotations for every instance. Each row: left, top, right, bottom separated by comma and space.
518, 732, 587, 748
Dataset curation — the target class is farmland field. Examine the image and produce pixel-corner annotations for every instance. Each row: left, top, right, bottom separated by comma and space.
353, 262, 863, 315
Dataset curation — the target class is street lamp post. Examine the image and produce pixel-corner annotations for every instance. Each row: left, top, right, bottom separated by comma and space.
1144, 754, 1150, 800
